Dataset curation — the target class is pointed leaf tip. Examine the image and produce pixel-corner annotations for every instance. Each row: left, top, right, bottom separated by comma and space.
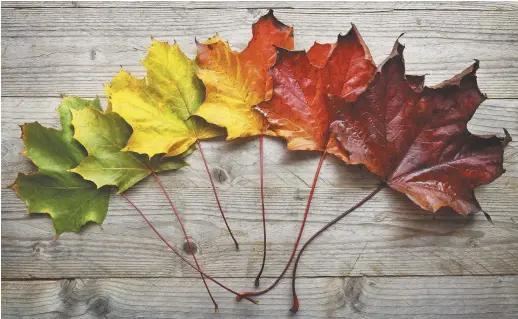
503, 128, 512, 147
482, 210, 494, 225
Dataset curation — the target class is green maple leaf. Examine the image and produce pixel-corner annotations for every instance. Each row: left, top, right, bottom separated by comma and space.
11, 97, 111, 236
70, 106, 191, 193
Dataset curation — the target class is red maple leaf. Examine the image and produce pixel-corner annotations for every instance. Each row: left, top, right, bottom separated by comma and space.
255, 25, 376, 161
330, 39, 511, 215
239, 25, 377, 301
289, 38, 511, 314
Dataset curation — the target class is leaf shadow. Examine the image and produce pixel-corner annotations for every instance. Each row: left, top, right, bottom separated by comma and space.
374, 189, 485, 249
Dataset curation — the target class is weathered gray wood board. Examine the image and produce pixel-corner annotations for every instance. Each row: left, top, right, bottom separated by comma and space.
3, 185, 518, 279
2, 5, 518, 98
2, 1, 517, 10
2, 1, 518, 318
2, 97, 518, 279
3, 98, 517, 188
3, 276, 518, 318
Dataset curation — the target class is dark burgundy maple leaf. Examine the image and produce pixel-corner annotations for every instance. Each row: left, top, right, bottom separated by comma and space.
330, 39, 511, 215
290, 38, 511, 314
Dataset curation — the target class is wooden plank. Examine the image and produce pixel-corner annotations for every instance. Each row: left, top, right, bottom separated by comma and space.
3, 185, 518, 279
3, 3, 518, 317
2, 1, 517, 11
2, 8, 517, 98
2, 96, 517, 279
3, 97, 517, 189
3, 276, 518, 318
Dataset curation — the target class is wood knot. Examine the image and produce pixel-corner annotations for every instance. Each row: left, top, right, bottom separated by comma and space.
183, 238, 198, 254
32, 243, 43, 256
344, 277, 365, 313
32, 241, 69, 258
87, 295, 111, 316
294, 189, 305, 201
465, 237, 479, 248
211, 167, 229, 184
59, 278, 77, 300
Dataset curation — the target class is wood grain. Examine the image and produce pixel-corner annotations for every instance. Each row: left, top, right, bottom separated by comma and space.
2, 96, 518, 279
3, 185, 518, 279
3, 276, 518, 318
2, 7, 517, 98
2, 2, 518, 317
2, 97, 517, 190
2, 1, 517, 10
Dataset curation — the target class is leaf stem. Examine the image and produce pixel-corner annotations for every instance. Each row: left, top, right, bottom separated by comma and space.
254, 133, 267, 287
237, 148, 328, 300
196, 139, 239, 250
151, 172, 218, 311
289, 183, 385, 313
120, 193, 259, 305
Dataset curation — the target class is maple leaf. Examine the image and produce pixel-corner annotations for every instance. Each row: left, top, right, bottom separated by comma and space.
236, 25, 377, 300
194, 10, 294, 139
10, 97, 111, 235
330, 40, 511, 215
108, 39, 223, 158
108, 40, 242, 250
255, 25, 376, 160
70, 106, 191, 194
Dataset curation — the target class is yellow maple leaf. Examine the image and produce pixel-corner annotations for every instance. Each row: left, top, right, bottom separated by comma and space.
194, 10, 294, 140
107, 39, 223, 158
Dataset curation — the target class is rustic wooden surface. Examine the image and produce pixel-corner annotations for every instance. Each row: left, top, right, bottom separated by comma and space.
2, 2, 518, 318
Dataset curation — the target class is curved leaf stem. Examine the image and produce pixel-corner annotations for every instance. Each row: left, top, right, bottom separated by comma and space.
151, 172, 218, 311
196, 139, 239, 250
254, 133, 267, 287
237, 148, 328, 300
120, 193, 259, 306
290, 183, 385, 313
